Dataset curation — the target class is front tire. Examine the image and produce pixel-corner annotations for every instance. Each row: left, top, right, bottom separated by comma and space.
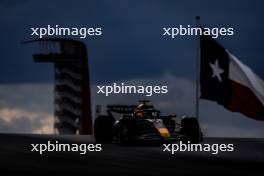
94, 115, 115, 143
180, 117, 202, 143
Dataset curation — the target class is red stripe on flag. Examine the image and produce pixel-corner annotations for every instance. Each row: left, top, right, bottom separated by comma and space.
228, 80, 264, 121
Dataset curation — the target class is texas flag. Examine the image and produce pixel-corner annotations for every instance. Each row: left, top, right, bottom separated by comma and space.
200, 35, 264, 121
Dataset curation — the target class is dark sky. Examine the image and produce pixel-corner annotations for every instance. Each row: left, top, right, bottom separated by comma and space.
0, 0, 264, 84
0, 0, 264, 136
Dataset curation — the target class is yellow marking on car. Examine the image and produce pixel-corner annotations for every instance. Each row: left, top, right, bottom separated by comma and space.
157, 128, 170, 138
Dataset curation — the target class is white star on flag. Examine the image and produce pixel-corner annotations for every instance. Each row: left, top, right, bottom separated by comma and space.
209, 59, 224, 82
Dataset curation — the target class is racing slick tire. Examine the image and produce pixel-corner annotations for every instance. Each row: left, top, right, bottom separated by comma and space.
181, 117, 202, 143
116, 121, 136, 146
94, 115, 115, 143
118, 124, 133, 145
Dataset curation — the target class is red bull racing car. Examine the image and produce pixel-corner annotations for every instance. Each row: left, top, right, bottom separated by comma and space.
94, 100, 203, 144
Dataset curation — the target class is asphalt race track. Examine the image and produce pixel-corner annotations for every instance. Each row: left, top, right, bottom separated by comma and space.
0, 134, 263, 175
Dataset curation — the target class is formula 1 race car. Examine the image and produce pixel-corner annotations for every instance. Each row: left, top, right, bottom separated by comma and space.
94, 100, 203, 144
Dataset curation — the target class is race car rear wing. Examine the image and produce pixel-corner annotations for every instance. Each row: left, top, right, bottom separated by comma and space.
106, 105, 176, 118
106, 105, 137, 115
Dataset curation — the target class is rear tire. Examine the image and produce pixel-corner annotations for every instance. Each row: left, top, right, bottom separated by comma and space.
94, 115, 115, 143
181, 117, 202, 143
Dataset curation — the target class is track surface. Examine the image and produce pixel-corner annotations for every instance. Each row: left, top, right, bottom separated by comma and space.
0, 134, 263, 175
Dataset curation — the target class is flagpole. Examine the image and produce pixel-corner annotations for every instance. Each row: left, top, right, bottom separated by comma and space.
195, 16, 201, 120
